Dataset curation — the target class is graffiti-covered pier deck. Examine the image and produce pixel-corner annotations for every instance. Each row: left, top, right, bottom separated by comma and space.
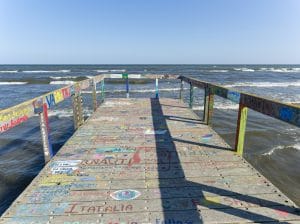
1, 98, 300, 223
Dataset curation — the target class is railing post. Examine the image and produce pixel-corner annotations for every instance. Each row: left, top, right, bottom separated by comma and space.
72, 91, 84, 130
122, 73, 129, 98
235, 104, 248, 155
92, 79, 97, 111
203, 86, 209, 123
189, 83, 194, 108
206, 87, 214, 126
179, 79, 184, 100
101, 80, 105, 103
155, 78, 159, 99
39, 103, 53, 163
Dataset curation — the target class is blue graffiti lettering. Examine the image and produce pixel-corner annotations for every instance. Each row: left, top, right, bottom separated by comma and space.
227, 91, 240, 103
45, 94, 56, 108
279, 107, 293, 121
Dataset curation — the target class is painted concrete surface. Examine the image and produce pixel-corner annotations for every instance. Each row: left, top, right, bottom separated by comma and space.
1, 98, 299, 223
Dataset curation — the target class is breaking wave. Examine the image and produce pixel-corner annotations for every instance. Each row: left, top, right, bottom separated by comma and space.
96, 69, 126, 73
262, 143, 300, 156
0, 70, 18, 73
258, 68, 300, 73
50, 76, 78, 80
0, 82, 28, 85
50, 81, 75, 85
209, 70, 229, 73
22, 70, 70, 73
225, 81, 300, 88
234, 68, 255, 72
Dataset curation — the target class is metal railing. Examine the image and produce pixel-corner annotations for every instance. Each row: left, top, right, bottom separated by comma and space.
1, 74, 299, 163
179, 76, 300, 155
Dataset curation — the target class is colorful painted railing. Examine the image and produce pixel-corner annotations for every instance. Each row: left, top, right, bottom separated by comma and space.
0, 74, 174, 163
179, 76, 300, 155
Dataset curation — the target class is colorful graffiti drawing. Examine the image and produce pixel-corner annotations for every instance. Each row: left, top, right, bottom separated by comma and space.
45, 93, 56, 108
110, 189, 141, 200
0, 104, 34, 133
201, 134, 213, 142
96, 147, 135, 153
145, 129, 167, 135
33, 97, 44, 114
227, 90, 241, 103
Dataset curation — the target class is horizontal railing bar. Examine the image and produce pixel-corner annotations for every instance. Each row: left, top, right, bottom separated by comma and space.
179, 76, 300, 128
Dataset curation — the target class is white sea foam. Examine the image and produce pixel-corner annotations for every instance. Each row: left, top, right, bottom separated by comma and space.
22, 70, 70, 73
234, 68, 255, 72
262, 143, 300, 156
0, 70, 18, 73
258, 68, 300, 73
225, 80, 300, 88
50, 76, 77, 80
209, 70, 229, 73
96, 70, 110, 73
50, 81, 75, 85
48, 109, 91, 118
110, 69, 126, 72
0, 82, 28, 85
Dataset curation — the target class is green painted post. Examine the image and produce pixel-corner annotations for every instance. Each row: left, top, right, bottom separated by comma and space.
207, 87, 214, 126
235, 104, 248, 155
189, 83, 194, 109
179, 80, 184, 100
203, 87, 209, 123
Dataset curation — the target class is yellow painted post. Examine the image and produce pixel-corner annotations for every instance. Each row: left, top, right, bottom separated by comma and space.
235, 104, 248, 155
72, 92, 84, 130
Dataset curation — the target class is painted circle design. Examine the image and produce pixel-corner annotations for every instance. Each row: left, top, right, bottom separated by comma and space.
110, 189, 141, 200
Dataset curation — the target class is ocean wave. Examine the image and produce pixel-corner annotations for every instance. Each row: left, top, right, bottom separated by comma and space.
110, 69, 126, 72
48, 109, 92, 118
50, 76, 78, 80
0, 70, 18, 73
234, 68, 255, 72
225, 80, 300, 88
96, 69, 126, 73
258, 68, 300, 73
50, 81, 75, 85
262, 143, 300, 156
96, 70, 109, 73
209, 70, 229, 73
22, 70, 70, 73
0, 82, 28, 85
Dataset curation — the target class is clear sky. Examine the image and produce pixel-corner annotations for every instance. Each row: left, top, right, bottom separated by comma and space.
0, 0, 300, 64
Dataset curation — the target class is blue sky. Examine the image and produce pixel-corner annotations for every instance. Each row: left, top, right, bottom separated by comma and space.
0, 0, 299, 64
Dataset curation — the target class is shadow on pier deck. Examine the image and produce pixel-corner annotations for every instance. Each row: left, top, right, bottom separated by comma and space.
0, 98, 299, 223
